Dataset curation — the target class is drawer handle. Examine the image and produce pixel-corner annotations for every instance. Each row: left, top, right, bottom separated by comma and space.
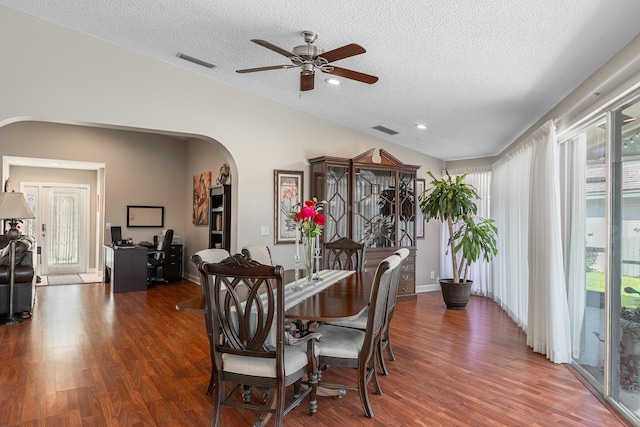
402, 265, 409, 271
402, 275, 409, 280
402, 286, 408, 292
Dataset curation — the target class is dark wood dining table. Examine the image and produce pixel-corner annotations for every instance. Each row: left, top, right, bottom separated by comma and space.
176, 269, 375, 323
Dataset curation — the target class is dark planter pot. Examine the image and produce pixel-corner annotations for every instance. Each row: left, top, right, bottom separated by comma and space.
439, 279, 473, 309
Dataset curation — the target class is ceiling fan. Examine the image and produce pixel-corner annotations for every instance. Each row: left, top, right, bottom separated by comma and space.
236, 31, 378, 91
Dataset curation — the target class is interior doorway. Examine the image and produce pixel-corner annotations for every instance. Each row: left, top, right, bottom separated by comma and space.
2, 156, 106, 279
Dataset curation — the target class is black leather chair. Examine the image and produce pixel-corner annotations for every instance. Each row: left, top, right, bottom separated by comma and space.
147, 229, 173, 285
0, 235, 35, 318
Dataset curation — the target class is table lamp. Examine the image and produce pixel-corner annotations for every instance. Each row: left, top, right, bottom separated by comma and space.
0, 191, 35, 325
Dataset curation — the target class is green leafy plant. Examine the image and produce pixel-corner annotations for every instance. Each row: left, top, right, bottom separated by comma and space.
419, 171, 498, 283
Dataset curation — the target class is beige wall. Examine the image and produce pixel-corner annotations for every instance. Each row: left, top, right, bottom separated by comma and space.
0, 7, 445, 287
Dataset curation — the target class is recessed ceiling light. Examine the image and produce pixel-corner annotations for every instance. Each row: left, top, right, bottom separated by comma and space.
325, 78, 340, 86
415, 123, 427, 130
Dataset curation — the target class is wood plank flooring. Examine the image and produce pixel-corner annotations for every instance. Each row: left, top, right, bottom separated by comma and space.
0, 280, 629, 426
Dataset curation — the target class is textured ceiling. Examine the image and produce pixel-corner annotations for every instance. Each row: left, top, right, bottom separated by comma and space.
2, 1, 640, 161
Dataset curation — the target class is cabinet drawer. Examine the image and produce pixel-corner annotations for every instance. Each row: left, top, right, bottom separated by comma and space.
397, 283, 415, 296
166, 252, 181, 261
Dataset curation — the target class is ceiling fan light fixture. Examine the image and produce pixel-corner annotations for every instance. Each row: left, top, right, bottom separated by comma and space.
237, 32, 377, 92
325, 78, 340, 86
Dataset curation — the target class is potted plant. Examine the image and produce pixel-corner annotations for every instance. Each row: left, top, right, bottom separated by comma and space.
419, 171, 498, 309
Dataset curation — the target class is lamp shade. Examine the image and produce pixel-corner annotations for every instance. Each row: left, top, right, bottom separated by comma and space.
0, 192, 35, 220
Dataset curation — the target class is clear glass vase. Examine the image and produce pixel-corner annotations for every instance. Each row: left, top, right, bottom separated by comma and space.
303, 235, 315, 283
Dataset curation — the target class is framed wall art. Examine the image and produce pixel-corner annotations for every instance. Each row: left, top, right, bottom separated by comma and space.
193, 171, 212, 225
274, 170, 303, 244
127, 205, 164, 228
415, 178, 425, 238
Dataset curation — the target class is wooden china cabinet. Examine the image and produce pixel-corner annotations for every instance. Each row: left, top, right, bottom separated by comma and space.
309, 148, 418, 300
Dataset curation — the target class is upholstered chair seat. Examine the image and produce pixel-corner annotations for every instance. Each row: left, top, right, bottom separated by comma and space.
222, 343, 316, 377
325, 313, 367, 330
313, 325, 365, 359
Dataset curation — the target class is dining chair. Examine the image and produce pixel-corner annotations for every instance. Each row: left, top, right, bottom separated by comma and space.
191, 248, 231, 395
324, 237, 366, 271
313, 254, 401, 418
241, 244, 273, 266
199, 253, 321, 427
378, 247, 410, 374
323, 248, 408, 375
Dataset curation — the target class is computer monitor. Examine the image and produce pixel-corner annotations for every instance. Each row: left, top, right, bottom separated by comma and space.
110, 226, 122, 245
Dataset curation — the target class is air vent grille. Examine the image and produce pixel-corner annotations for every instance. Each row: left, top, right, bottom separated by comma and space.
372, 125, 399, 135
176, 52, 216, 69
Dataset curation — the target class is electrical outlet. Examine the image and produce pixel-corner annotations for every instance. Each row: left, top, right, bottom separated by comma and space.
430, 271, 435, 279
260, 226, 269, 236
106, 222, 111, 229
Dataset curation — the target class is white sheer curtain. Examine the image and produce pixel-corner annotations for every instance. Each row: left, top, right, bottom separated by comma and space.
527, 121, 571, 363
492, 146, 531, 329
439, 168, 493, 297
50, 191, 79, 265
491, 121, 571, 363
560, 134, 587, 360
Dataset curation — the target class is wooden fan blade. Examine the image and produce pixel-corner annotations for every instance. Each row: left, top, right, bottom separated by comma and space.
236, 65, 297, 73
320, 43, 366, 63
251, 39, 295, 58
323, 66, 378, 84
300, 72, 315, 91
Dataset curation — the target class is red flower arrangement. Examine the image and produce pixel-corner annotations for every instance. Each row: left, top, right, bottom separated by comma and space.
290, 198, 325, 238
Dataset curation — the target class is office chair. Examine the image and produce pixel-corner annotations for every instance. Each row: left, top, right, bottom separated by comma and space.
147, 229, 174, 285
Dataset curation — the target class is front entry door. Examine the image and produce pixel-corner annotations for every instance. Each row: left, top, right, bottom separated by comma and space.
22, 184, 89, 275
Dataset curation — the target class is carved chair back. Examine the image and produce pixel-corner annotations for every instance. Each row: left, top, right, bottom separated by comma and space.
324, 237, 366, 271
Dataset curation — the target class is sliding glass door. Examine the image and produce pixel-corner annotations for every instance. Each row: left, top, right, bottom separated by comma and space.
611, 99, 640, 417
561, 95, 640, 424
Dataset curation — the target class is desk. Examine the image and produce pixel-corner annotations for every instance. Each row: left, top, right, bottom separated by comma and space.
176, 269, 373, 322
103, 244, 148, 293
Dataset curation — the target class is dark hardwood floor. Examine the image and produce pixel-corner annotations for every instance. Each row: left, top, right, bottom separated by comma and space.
0, 280, 629, 426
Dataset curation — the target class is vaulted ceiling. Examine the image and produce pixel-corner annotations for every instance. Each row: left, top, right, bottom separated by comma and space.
3, 1, 640, 160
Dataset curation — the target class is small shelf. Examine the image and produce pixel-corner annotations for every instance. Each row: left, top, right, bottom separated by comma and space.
208, 184, 231, 250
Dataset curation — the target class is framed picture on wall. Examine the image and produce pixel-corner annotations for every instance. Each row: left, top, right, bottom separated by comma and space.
193, 171, 212, 225
416, 178, 425, 239
274, 170, 303, 244
127, 205, 164, 228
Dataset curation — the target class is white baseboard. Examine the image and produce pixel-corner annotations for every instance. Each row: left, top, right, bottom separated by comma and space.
416, 283, 441, 293
185, 273, 200, 285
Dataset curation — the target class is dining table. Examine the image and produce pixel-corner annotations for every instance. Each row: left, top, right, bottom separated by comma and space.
176, 268, 375, 324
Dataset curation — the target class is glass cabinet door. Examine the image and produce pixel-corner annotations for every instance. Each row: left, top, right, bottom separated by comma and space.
398, 171, 416, 247
353, 167, 396, 247
324, 164, 350, 242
